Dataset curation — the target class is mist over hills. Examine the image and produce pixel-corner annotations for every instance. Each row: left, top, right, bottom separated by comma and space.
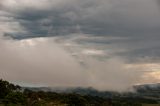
23, 83, 160, 101
1, 79, 160, 105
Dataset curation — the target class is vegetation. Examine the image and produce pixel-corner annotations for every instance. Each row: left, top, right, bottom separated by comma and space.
0, 79, 159, 106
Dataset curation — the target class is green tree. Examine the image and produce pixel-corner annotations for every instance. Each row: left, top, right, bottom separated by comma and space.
4, 92, 27, 105
0, 79, 21, 99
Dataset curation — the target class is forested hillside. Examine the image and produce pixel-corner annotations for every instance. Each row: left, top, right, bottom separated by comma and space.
0, 79, 160, 106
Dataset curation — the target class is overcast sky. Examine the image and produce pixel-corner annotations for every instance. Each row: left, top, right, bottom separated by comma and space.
0, 0, 160, 91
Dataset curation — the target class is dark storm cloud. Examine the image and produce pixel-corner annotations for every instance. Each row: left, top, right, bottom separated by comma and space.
1, 0, 160, 37
1, 0, 160, 63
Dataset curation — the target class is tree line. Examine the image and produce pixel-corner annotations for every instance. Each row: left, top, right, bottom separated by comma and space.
0, 79, 143, 106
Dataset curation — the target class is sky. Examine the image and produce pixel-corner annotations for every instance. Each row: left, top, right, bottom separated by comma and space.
0, 0, 160, 92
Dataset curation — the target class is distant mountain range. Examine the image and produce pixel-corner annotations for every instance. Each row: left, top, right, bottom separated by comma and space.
23, 83, 160, 103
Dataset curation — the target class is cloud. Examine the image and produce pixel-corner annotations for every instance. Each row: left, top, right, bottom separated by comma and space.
0, 37, 89, 87
0, 0, 160, 91
1, 0, 160, 38
81, 49, 105, 56
0, 36, 159, 92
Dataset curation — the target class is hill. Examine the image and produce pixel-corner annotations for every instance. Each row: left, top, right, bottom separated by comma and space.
1, 79, 160, 106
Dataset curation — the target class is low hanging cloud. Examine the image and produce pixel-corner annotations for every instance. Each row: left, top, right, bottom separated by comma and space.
0, 36, 159, 92
0, 36, 88, 87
